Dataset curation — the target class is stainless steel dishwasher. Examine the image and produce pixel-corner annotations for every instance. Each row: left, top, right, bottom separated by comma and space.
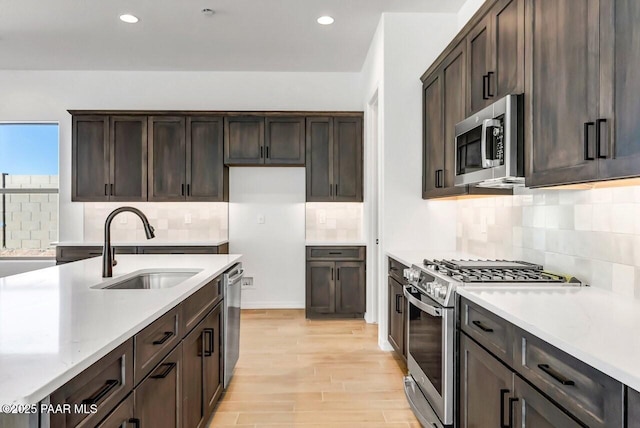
223, 262, 243, 388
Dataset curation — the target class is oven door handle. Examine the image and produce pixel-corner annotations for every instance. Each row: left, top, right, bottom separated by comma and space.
481, 118, 501, 168
403, 287, 442, 317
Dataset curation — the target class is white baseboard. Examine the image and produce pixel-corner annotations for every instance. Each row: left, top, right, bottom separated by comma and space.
241, 301, 305, 310
379, 338, 394, 351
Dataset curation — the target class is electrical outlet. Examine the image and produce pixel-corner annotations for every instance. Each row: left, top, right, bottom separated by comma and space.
184, 213, 192, 224
241, 277, 254, 288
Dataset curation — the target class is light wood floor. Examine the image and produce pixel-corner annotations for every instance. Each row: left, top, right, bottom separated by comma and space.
208, 309, 420, 427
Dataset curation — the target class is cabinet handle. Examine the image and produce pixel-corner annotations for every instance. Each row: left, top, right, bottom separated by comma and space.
329, 252, 343, 255
128, 418, 141, 428
537, 363, 575, 386
266, 146, 270, 159
337, 268, 340, 281
203, 328, 214, 356
487, 71, 495, 97
584, 122, 595, 160
81, 379, 119, 405
151, 362, 176, 379
335, 183, 339, 197
596, 118, 608, 158
508, 397, 519, 427
152, 331, 174, 345
330, 183, 333, 196
181, 184, 185, 196
104, 184, 108, 196
482, 74, 489, 100
110, 184, 114, 196
499, 389, 510, 428
331, 268, 334, 281
472, 320, 494, 332
435, 169, 444, 188
186, 183, 190, 196
395, 294, 403, 314
260, 146, 264, 159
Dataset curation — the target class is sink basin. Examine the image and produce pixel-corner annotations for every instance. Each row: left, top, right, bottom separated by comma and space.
98, 271, 200, 290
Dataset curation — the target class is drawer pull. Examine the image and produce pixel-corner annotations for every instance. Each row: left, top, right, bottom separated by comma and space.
499, 389, 510, 428
472, 320, 494, 332
152, 331, 174, 345
329, 252, 343, 255
81, 379, 119, 405
128, 418, 141, 428
508, 397, 519, 427
151, 362, 177, 379
537, 364, 575, 386
204, 328, 215, 356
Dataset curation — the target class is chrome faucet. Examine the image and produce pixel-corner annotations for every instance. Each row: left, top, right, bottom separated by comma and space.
103, 207, 155, 277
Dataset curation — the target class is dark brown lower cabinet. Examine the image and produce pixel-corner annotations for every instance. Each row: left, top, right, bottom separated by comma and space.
55, 245, 227, 264
95, 394, 135, 428
135, 343, 182, 428
183, 302, 224, 428
512, 376, 582, 427
388, 276, 405, 358
629, 387, 640, 428
305, 246, 366, 319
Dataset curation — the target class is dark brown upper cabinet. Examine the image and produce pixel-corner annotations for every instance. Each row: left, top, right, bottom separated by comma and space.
224, 116, 265, 165
467, 0, 524, 115
187, 117, 228, 201
72, 115, 147, 202
525, 0, 601, 187
422, 43, 511, 199
148, 116, 187, 201
306, 116, 363, 202
264, 117, 305, 165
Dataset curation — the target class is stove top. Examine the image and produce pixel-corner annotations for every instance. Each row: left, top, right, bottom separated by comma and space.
403, 258, 582, 307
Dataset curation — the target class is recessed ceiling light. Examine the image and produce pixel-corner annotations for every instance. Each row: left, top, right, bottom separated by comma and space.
119, 14, 139, 24
317, 16, 334, 25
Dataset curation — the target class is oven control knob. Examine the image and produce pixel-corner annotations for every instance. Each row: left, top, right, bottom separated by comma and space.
437, 285, 448, 299
426, 282, 434, 293
404, 268, 421, 282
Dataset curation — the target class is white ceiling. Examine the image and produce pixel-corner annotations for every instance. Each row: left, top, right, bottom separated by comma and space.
0, 0, 466, 72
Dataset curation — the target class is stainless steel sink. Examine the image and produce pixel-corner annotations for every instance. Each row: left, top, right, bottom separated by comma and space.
98, 271, 200, 290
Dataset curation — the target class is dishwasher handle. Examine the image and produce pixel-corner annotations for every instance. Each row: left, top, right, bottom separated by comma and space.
227, 269, 245, 284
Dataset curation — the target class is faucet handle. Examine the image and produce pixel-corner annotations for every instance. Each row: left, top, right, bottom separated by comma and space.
111, 247, 117, 267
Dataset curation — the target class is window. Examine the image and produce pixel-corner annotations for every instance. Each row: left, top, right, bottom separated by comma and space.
0, 123, 59, 257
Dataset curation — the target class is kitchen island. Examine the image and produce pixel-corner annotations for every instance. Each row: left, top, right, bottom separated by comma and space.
0, 254, 241, 428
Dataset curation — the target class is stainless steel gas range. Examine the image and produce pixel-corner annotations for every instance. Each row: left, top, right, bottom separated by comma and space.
401, 259, 581, 428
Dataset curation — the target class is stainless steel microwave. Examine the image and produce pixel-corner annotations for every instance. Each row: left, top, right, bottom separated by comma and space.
454, 94, 524, 188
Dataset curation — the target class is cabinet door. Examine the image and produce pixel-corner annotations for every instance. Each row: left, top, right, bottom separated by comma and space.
422, 72, 444, 198
72, 116, 109, 201
182, 322, 206, 428
265, 117, 305, 165
186, 116, 227, 201
459, 334, 514, 428
525, 0, 600, 187
203, 302, 223, 417
491, 0, 524, 99
306, 261, 335, 316
388, 276, 405, 357
95, 394, 135, 428
467, 13, 493, 113
149, 116, 186, 201
335, 262, 365, 315
628, 387, 640, 428
306, 117, 334, 202
224, 116, 265, 165
109, 116, 147, 201
333, 117, 363, 202
598, 0, 640, 180
513, 375, 582, 427
135, 343, 182, 428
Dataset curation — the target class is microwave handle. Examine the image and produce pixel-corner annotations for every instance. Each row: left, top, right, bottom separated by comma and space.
481, 119, 502, 168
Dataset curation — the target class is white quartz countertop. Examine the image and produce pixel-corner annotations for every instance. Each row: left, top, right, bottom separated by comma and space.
53, 240, 229, 247
305, 241, 367, 247
385, 249, 482, 268
457, 285, 640, 392
0, 254, 241, 406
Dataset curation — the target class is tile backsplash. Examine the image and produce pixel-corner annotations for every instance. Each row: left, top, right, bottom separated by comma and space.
84, 202, 228, 243
305, 203, 364, 242
456, 186, 640, 297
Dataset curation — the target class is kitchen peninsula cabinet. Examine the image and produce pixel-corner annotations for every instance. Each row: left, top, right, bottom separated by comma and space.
306, 116, 363, 202
72, 115, 147, 202
305, 246, 366, 318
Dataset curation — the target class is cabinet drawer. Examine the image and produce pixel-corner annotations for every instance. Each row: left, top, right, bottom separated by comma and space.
134, 306, 181, 385
460, 298, 513, 365
95, 393, 134, 428
138, 246, 217, 255
514, 328, 623, 428
306, 246, 365, 261
388, 257, 408, 284
50, 339, 133, 428
182, 276, 222, 335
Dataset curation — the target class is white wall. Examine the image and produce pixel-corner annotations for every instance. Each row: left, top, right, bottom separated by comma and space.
228, 168, 306, 309
0, 70, 362, 244
457, 0, 487, 29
